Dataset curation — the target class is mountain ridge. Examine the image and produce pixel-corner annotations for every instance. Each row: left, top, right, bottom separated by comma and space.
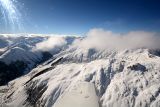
1, 47, 160, 107
0, 34, 160, 107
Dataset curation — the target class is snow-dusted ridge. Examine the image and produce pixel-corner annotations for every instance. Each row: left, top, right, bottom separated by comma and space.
0, 48, 160, 107
0, 34, 79, 85
1, 30, 160, 107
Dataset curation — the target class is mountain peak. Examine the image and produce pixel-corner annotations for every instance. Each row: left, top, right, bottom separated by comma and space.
0, 35, 160, 107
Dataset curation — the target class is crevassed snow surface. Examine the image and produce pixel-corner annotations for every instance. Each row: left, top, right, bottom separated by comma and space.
0, 47, 160, 107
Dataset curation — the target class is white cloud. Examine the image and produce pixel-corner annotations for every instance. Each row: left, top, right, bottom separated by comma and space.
32, 29, 160, 54
34, 36, 67, 53
75, 28, 160, 50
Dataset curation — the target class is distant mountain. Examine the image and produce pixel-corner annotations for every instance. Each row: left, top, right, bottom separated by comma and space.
0, 34, 160, 107
0, 34, 77, 85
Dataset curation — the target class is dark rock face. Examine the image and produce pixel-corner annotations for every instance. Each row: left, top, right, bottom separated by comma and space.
127, 63, 147, 72
24, 81, 48, 107
0, 61, 27, 86
149, 49, 160, 57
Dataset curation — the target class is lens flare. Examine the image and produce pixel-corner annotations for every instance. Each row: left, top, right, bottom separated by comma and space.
0, 0, 23, 33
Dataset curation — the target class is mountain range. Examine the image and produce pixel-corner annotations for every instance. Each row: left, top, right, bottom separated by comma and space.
0, 34, 160, 107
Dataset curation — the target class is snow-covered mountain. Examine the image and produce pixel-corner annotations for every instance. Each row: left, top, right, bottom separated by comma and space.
0, 47, 160, 106
0, 32, 160, 107
0, 34, 77, 85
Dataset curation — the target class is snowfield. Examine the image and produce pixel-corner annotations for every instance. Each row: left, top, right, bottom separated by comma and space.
54, 82, 99, 107
0, 31, 160, 107
1, 48, 160, 107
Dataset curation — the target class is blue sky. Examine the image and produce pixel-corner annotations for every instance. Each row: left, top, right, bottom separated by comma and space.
0, 0, 160, 34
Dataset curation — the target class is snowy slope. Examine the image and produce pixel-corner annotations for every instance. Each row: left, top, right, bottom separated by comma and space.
0, 34, 78, 86
54, 82, 99, 107
0, 48, 160, 107
0, 32, 160, 107
0, 34, 77, 65
0, 47, 42, 68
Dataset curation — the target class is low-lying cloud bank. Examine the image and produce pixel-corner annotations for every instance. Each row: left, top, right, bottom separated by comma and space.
32, 28, 160, 53
33, 37, 67, 53
76, 28, 160, 50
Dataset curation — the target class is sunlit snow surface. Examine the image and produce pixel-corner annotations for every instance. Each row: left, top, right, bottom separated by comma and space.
1, 48, 160, 107
0, 34, 160, 107
54, 82, 99, 107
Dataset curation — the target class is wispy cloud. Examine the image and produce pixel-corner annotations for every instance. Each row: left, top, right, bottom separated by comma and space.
33, 36, 67, 53
75, 28, 160, 50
